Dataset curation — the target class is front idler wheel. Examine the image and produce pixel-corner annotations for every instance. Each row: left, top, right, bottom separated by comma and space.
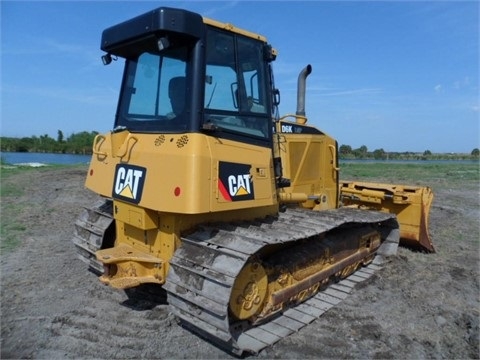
229, 261, 268, 321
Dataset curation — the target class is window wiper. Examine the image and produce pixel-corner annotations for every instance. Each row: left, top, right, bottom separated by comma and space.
205, 82, 217, 108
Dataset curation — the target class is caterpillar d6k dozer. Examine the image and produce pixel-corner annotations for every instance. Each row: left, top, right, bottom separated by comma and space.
72, 7, 434, 355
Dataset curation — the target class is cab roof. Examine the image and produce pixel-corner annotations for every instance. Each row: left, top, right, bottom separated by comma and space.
101, 6, 276, 57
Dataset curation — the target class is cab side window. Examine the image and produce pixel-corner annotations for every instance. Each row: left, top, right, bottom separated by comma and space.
204, 28, 271, 140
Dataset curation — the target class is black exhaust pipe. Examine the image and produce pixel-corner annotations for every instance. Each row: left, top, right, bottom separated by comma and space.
296, 64, 312, 118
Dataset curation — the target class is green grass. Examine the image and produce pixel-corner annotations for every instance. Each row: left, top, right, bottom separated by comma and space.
0, 179, 24, 197
0, 164, 87, 253
339, 162, 479, 185
1, 166, 60, 248
0, 166, 37, 253
0, 223, 25, 251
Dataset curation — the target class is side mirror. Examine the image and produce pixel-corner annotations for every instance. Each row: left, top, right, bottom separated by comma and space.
273, 88, 280, 106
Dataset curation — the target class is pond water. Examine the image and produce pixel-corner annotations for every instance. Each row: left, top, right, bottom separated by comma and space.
1, 152, 92, 165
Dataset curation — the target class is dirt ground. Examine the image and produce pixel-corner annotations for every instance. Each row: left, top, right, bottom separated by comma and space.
1, 165, 479, 359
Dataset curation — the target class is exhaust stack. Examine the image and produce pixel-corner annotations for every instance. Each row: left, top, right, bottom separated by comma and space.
296, 64, 312, 124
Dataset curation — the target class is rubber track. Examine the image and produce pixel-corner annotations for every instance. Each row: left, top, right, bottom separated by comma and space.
72, 199, 114, 274
164, 207, 399, 355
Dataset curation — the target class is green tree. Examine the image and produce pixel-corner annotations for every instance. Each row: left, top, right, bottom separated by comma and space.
0, 131, 99, 154
0, 137, 19, 152
65, 131, 98, 154
339, 144, 352, 155
353, 145, 368, 159
17, 137, 35, 152
39, 134, 56, 152
373, 148, 386, 160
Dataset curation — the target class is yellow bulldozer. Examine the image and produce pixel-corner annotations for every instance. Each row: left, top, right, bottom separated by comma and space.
73, 7, 434, 355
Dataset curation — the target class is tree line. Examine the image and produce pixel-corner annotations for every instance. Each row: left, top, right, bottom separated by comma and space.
1, 131, 478, 160
0, 131, 98, 155
339, 144, 480, 160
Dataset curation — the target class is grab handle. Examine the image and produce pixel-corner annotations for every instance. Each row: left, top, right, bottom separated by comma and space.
329, 144, 340, 171
92, 134, 107, 157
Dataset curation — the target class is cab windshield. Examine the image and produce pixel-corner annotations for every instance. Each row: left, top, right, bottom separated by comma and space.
116, 46, 189, 132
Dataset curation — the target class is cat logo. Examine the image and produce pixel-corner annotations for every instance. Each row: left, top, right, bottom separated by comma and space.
218, 161, 255, 202
112, 164, 146, 204
228, 174, 252, 197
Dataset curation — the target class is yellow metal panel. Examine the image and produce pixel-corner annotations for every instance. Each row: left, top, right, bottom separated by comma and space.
297, 141, 322, 184
276, 121, 338, 211
207, 136, 277, 212
113, 200, 158, 230
86, 132, 277, 215
288, 141, 307, 182
86, 134, 119, 198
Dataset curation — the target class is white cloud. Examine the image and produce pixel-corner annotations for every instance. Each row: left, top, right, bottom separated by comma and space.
202, 1, 240, 17
453, 76, 472, 90
319, 88, 383, 97
434, 84, 443, 93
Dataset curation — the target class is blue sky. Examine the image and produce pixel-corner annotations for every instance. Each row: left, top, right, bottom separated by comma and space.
1, 1, 479, 153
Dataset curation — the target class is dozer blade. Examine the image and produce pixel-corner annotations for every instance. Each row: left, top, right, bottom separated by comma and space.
339, 181, 434, 252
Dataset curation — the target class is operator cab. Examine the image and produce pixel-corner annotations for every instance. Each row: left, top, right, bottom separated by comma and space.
101, 7, 277, 147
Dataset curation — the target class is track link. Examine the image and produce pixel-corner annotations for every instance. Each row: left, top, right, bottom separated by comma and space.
164, 207, 399, 355
72, 199, 114, 274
